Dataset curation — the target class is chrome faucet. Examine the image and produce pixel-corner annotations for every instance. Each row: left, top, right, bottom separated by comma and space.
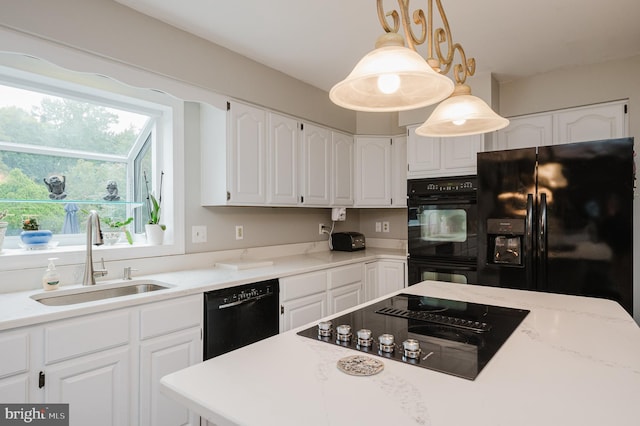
82, 210, 108, 285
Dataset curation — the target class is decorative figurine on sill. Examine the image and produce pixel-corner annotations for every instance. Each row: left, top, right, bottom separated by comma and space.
103, 180, 121, 201
43, 174, 67, 200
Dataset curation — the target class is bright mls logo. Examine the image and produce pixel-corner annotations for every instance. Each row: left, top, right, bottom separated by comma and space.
0, 404, 68, 425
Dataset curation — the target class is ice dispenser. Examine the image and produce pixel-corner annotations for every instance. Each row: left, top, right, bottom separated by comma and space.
486, 219, 524, 266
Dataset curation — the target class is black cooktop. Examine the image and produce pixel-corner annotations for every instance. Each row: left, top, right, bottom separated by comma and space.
297, 293, 529, 380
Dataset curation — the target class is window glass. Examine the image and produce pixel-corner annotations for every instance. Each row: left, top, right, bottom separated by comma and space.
0, 81, 155, 246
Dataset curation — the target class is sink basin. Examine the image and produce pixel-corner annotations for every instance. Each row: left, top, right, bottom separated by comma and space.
31, 280, 172, 306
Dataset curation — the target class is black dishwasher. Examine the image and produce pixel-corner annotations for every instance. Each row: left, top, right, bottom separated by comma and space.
204, 279, 280, 359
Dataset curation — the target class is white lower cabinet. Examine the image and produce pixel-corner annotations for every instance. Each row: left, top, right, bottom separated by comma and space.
280, 261, 406, 331
139, 328, 201, 426
138, 295, 202, 426
364, 260, 407, 302
0, 328, 36, 403
280, 270, 328, 332
0, 294, 202, 426
45, 346, 132, 426
327, 264, 363, 315
281, 292, 328, 332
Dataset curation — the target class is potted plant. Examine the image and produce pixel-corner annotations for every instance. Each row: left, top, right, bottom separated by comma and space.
20, 216, 53, 248
144, 171, 165, 245
102, 217, 134, 245
0, 210, 8, 252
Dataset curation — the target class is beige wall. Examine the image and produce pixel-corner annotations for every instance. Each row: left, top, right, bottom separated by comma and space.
0, 0, 374, 253
500, 55, 640, 139
0, 0, 357, 134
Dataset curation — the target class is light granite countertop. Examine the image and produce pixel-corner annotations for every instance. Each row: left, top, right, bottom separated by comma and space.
0, 247, 406, 331
160, 280, 640, 426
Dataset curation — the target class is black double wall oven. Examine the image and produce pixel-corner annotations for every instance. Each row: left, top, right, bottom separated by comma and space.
408, 176, 478, 285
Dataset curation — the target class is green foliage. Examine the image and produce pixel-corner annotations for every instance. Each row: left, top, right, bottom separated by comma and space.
103, 216, 134, 244
146, 194, 165, 230
0, 93, 144, 237
22, 216, 39, 230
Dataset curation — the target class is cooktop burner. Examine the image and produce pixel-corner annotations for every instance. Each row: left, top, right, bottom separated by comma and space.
297, 293, 529, 380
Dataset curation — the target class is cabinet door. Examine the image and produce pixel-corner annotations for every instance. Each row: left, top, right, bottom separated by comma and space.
268, 112, 298, 205
228, 102, 266, 204
441, 134, 483, 171
555, 102, 628, 144
407, 127, 440, 175
392, 135, 407, 207
407, 127, 482, 177
497, 114, 553, 150
45, 347, 131, 426
0, 329, 32, 403
378, 261, 407, 297
355, 137, 392, 206
300, 123, 331, 206
364, 262, 379, 302
281, 292, 327, 332
328, 282, 362, 315
139, 328, 201, 426
331, 131, 354, 206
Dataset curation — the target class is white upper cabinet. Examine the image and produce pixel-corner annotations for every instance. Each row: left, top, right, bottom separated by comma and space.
300, 123, 332, 206
331, 131, 355, 206
407, 125, 484, 178
267, 112, 299, 205
496, 114, 553, 149
555, 102, 627, 143
391, 135, 407, 207
496, 100, 628, 150
200, 100, 267, 206
355, 137, 392, 206
355, 136, 407, 207
228, 102, 267, 204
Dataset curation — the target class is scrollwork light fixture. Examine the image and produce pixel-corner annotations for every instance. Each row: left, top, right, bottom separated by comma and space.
329, 0, 509, 137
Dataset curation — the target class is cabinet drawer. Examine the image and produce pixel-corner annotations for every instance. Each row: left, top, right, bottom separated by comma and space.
280, 270, 327, 301
328, 264, 362, 289
140, 295, 202, 340
0, 331, 29, 378
45, 310, 131, 364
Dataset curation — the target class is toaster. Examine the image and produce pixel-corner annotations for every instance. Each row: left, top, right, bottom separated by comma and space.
331, 232, 365, 252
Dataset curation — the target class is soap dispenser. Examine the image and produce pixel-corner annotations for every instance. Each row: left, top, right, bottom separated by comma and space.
42, 257, 61, 291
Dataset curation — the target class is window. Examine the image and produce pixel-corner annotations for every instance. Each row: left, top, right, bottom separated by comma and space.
0, 59, 181, 267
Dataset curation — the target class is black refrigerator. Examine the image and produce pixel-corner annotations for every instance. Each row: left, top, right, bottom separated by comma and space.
477, 138, 634, 315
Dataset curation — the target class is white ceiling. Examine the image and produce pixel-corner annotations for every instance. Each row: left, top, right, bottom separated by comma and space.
114, 0, 640, 92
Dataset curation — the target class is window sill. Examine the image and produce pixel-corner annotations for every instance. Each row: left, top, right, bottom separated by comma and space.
0, 242, 183, 272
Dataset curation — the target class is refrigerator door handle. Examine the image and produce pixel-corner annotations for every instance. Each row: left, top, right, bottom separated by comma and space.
525, 193, 534, 289
538, 193, 548, 290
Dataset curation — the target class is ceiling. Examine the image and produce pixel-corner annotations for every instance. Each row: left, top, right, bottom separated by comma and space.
114, 0, 640, 92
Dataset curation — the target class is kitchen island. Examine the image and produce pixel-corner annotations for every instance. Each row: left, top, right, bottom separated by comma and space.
160, 280, 640, 426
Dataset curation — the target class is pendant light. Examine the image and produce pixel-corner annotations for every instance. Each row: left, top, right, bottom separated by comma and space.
329, 0, 509, 137
416, 84, 509, 137
329, 33, 454, 112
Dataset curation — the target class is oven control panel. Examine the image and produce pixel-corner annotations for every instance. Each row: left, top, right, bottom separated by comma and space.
409, 176, 477, 196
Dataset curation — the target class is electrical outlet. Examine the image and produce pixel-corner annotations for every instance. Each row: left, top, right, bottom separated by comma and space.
235, 225, 244, 240
375, 222, 382, 232
382, 221, 390, 233
192, 225, 207, 243
319, 223, 326, 235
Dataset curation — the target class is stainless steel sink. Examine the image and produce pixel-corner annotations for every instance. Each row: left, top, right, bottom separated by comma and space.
31, 280, 172, 306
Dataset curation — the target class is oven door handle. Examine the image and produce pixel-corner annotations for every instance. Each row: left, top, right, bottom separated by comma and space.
408, 197, 476, 206
217, 293, 270, 309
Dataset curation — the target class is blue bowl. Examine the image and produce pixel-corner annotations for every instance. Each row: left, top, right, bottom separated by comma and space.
20, 230, 53, 246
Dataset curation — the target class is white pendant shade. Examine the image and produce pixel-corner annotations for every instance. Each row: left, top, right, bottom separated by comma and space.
329, 33, 454, 112
415, 85, 509, 137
